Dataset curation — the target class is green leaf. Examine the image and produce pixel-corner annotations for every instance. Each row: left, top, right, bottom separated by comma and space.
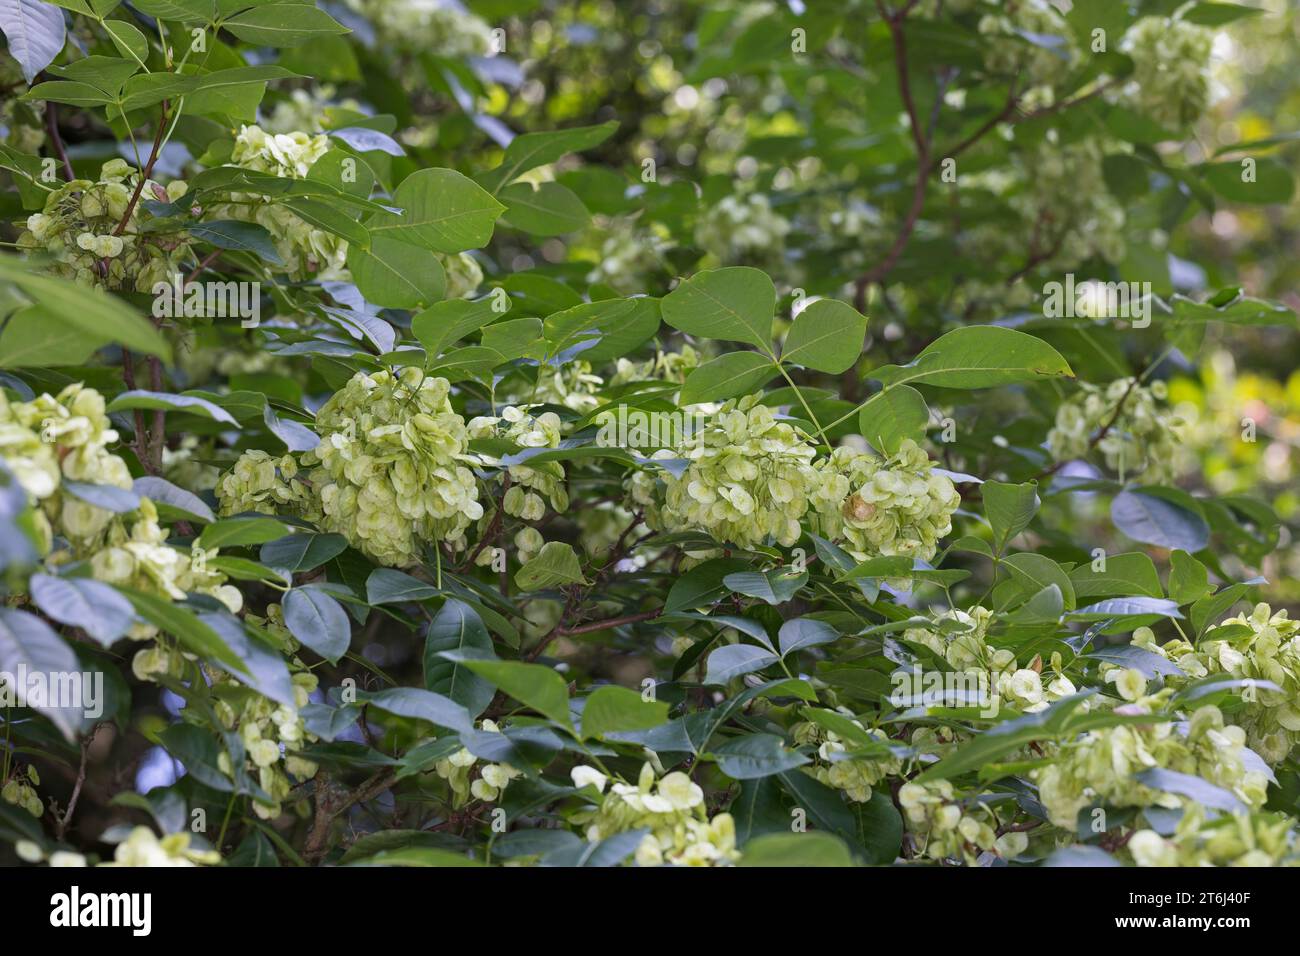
0, 0, 66, 83
679, 351, 776, 405
130, 0, 212, 19
0, 305, 109, 367
346, 847, 481, 868
542, 297, 661, 364
1111, 488, 1209, 552
119, 72, 199, 111
1181, 2, 1264, 25
198, 517, 291, 550
1169, 549, 1210, 605
1168, 292, 1295, 327
366, 568, 439, 604
1069, 551, 1162, 599
119, 588, 243, 672
281, 197, 369, 250
188, 64, 301, 92
663, 557, 749, 613
914, 693, 1095, 783
260, 532, 349, 572
1202, 159, 1295, 204
515, 541, 589, 591
480, 318, 543, 360
983, 480, 1039, 553
714, 733, 809, 779
500, 181, 590, 236
103, 18, 148, 64
1135, 768, 1245, 813
777, 617, 839, 657
460, 659, 572, 729
366, 168, 505, 253
157, 724, 233, 794
28, 573, 134, 647
1002, 553, 1076, 611
364, 687, 471, 734
108, 390, 238, 425
424, 599, 495, 718
347, 237, 446, 310
852, 789, 904, 865
871, 326, 1073, 390
0, 608, 81, 739
412, 294, 510, 359
1084, 644, 1184, 679
580, 685, 668, 740
223, 3, 349, 47
1073, 596, 1182, 620
22, 81, 113, 107
738, 832, 854, 867
427, 345, 505, 383
661, 267, 775, 351
188, 220, 283, 264
282, 586, 351, 664
133, 476, 215, 523
781, 298, 866, 373
724, 568, 807, 605
0, 256, 172, 361
49, 55, 140, 95
857, 384, 928, 454
477, 120, 618, 194
703, 644, 779, 685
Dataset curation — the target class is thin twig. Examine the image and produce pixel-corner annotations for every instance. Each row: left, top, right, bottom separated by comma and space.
55, 725, 100, 841
43, 99, 75, 181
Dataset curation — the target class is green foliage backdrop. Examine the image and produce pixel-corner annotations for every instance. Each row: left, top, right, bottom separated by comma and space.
0, 0, 1298, 868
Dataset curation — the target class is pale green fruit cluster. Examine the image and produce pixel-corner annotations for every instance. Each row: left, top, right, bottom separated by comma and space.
509, 525, 545, 565
791, 718, 901, 803
609, 345, 700, 389
571, 763, 740, 867
14, 159, 190, 292
1160, 605, 1300, 764
662, 394, 819, 549
694, 192, 790, 268
901, 608, 1078, 713
898, 780, 1025, 864
15, 826, 219, 867
261, 85, 364, 135
217, 674, 320, 820
813, 439, 960, 565
211, 125, 346, 279
1015, 139, 1126, 265
1122, 16, 1215, 130
1, 383, 129, 545
1033, 704, 1270, 829
978, 0, 1078, 88
1047, 378, 1183, 482
306, 370, 483, 565
583, 215, 674, 294
1128, 806, 1298, 867
0, 385, 240, 623
90, 498, 242, 619
468, 405, 569, 520
1, 765, 42, 817
434, 720, 522, 806
191, 605, 322, 820
216, 449, 315, 519
438, 252, 484, 299
105, 826, 221, 867
532, 360, 604, 415
344, 0, 492, 56
162, 436, 220, 493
